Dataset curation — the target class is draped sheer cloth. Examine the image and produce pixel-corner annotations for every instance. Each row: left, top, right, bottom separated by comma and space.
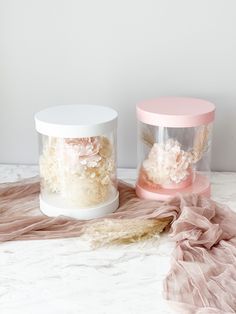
0, 177, 235, 313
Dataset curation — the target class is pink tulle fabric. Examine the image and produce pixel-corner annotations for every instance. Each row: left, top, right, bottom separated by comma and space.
156, 195, 236, 313
0, 177, 235, 313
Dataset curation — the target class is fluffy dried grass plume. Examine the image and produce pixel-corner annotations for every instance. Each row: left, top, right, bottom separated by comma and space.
191, 125, 211, 163
82, 218, 171, 247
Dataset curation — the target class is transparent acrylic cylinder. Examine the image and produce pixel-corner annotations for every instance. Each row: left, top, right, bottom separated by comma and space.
136, 122, 213, 200
38, 132, 118, 217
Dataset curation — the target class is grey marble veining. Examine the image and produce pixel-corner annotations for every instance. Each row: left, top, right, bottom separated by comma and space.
0, 165, 235, 314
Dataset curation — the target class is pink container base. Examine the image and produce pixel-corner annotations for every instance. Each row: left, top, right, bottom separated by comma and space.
136, 173, 211, 201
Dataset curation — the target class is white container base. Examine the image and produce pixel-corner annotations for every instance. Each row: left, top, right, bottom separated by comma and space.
39, 192, 119, 220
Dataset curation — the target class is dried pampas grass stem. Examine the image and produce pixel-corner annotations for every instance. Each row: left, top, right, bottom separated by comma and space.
141, 127, 155, 148
191, 125, 210, 163
82, 218, 171, 247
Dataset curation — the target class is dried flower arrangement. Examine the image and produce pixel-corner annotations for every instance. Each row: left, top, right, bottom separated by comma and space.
140, 125, 211, 186
39, 136, 116, 207
142, 139, 192, 185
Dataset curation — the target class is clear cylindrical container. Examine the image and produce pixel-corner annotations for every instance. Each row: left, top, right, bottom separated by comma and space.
136, 97, 215, 201
35, 105, 119, 219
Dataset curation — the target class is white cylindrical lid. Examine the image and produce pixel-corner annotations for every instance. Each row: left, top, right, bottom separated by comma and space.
35, 105, 118, 138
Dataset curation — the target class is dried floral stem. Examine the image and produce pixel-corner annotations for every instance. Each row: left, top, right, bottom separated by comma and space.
82, 218, 171, 247
141, 128, 155, 148
191, 125, 210, 163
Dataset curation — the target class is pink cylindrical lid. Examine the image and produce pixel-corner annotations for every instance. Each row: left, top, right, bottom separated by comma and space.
136, 97, 215, 127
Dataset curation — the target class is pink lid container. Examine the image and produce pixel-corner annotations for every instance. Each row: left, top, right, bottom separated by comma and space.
136, 97, 215, 201
137, 97, 215, 128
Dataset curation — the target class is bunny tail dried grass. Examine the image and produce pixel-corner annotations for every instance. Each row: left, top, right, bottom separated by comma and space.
82, 218, 171, 247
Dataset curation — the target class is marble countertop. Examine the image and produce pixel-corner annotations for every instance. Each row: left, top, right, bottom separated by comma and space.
0, 165, 236, 314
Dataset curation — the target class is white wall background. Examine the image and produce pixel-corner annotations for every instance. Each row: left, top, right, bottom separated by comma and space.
0, 0, 236, 170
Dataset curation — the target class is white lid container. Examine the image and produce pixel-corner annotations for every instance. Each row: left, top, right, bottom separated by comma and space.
35, 105, 119, 220
35, 104, 118, 138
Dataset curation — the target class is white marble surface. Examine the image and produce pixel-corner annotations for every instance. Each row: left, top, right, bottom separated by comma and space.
0, 165, 236, 314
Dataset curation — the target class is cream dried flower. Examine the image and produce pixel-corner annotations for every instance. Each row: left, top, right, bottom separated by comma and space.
143, 139, 192, 185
